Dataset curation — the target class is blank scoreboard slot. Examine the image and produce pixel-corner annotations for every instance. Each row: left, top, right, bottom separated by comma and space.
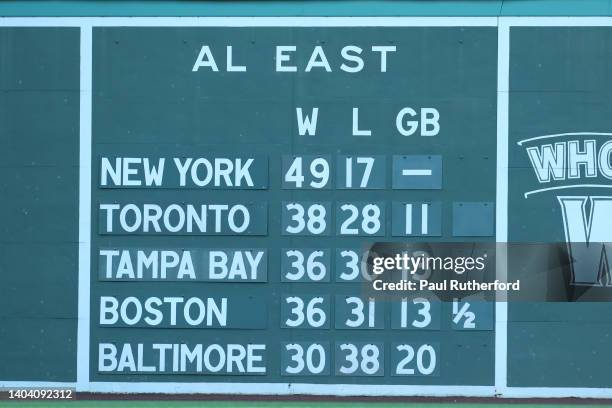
452, 202, 495, 237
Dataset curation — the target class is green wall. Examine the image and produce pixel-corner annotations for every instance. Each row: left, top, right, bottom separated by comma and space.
0, 27, 80, 381
0, 1, 611, 17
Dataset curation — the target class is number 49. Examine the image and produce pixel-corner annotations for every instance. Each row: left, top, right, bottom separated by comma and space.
284, 157, 330, 188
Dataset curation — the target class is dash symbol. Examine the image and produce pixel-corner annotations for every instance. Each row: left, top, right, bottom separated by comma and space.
402, 169, 432, 176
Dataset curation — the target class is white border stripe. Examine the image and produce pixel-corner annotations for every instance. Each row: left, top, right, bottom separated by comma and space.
77, 24, 92, 392
494, 18, 510, 397
0, 16, 497, 27
87, 382, 494, 396
503, 387, 612, 398
0, 381, 76, 389
501, 17, 612, 27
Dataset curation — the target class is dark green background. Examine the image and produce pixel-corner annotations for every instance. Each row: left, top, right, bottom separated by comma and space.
0, 27, 79, 381
508, 27, 612, 388
91, 27, 497, 385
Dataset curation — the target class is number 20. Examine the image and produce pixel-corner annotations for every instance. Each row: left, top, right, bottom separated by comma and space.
395, 344, 436, 376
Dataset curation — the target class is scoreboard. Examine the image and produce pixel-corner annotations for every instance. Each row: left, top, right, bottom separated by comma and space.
91, 25, 497, 389
4, 14, 612, 399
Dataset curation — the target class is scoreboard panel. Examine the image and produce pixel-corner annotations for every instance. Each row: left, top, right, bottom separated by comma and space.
90, 26, 497, 386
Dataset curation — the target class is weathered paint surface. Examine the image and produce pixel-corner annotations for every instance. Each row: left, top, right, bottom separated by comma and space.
1, 10, 612, 399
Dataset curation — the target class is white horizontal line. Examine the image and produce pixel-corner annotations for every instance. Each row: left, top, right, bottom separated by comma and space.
501, 17, 612, 27
0, 381, 76, 388
0, 17, 498, 27
402, 169, 432, 176
502, 386, 612, 398
524, 184, 612, 198
87, 382, 495, 396
516, 132, 612, 146
3, 17, 612, 29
